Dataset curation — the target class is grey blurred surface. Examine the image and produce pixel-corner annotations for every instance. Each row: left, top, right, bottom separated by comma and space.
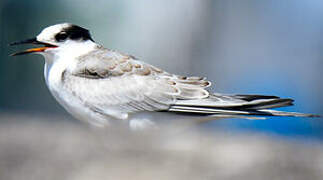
0, 1, 322, 179
0, 112, 322, 180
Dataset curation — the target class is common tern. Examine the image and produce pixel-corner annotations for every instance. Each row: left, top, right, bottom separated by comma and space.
10, 23, 318, 130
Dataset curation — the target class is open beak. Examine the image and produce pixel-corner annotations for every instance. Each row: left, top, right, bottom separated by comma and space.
9, 37, 58, 56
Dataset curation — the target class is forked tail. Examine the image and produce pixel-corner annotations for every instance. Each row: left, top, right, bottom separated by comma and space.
169, 94, 319, 118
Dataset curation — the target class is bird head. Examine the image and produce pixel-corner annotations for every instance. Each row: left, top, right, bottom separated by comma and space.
10, 23, 96, 58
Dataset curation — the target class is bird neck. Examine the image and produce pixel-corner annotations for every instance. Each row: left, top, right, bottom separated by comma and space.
43, 40, 99, 65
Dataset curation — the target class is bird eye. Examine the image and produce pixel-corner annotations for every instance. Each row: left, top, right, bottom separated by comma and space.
55, 32, 68, 42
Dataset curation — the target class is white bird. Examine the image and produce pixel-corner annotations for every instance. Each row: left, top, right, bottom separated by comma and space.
10, 23, 318, 130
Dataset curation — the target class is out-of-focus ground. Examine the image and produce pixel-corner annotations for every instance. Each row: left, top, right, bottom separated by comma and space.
0, 112, 322, 180
1, 1, 322, 179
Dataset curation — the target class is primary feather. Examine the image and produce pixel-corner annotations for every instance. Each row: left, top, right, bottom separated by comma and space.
60, 46, 317, 121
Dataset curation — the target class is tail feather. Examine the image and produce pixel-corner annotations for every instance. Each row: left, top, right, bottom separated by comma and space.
258, 109, 320, 117
241, 98, 294, 110
169, 94, 319, 118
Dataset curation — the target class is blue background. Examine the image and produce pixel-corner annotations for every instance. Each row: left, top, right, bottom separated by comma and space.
0, 0, 322, 139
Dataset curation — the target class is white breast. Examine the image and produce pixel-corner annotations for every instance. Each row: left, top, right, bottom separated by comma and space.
44, 58, 112, 127
45, 59, 78, 111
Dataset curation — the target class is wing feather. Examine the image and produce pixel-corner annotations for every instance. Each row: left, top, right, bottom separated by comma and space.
65, 48, 317, 120
61, 48, 212, 119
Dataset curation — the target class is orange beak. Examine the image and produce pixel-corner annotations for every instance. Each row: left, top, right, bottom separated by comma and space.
10, 38, 57, 56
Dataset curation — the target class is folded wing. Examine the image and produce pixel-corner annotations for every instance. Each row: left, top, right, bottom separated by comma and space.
62, 48, 318, 120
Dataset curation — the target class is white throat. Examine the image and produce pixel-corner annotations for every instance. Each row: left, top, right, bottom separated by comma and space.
42, 40, 98, 86
43, 40, 98, 65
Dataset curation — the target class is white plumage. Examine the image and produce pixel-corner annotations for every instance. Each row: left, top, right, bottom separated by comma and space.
10, 23, 318, 129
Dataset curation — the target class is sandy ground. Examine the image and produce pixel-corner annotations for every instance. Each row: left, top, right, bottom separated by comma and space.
0, 112, 322, 180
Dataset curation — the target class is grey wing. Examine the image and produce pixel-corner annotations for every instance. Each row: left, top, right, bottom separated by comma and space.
61, 48, 210, 119
62, 72, 178, 119
63, 48, 318, 120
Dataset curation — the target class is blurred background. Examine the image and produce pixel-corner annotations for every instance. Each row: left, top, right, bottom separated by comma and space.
0, 0, 323, 179
1, 0, 322, 138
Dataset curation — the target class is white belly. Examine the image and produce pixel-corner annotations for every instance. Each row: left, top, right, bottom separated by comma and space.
44, 62, 201, 130
44, 62, 112, 127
